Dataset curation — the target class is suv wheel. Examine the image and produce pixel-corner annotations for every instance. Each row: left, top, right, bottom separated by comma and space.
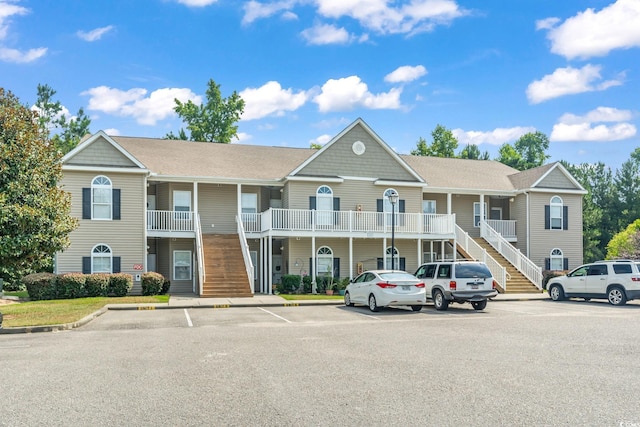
549, 284, 565, 301
471, 300, 487, 311
607, 286, 627, 306
368, 294, 381, 312
433, 289, 449, 311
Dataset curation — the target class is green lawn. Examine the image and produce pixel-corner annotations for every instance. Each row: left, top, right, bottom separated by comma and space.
0, 295, 168, 328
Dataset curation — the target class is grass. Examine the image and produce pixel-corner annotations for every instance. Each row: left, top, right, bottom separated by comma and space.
279, 294, 344, 300
4, 290, 28, 299
0, 295, 169, 328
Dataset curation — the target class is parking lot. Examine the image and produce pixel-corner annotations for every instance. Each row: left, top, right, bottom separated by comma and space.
3, 300, 640, 426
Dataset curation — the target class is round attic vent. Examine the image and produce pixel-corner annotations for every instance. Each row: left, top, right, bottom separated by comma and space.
352, 140, 366, 155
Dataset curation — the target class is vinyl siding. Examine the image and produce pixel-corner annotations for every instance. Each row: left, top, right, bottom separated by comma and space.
57, 170, 146, 293
535, 168, 577, 189
66, 137, 138, 167
528, 192, 583, 269
287, 179, 423, 213
198, 183, 238, 234
296, 124, 418, 182
422, 193, 449, 214
167, 238, 196, 294
511, 194, 528, 254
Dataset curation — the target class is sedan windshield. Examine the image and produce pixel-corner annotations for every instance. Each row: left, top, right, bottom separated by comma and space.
378, 272, 417, 281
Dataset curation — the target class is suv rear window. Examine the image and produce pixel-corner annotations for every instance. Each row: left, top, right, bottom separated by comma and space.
613, 264, 633, 274
455, 263, 492, 279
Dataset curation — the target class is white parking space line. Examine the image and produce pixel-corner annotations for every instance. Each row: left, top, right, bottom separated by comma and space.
258, 307, 292, 323
184, 309, 193, 327
349, 310, 382, 320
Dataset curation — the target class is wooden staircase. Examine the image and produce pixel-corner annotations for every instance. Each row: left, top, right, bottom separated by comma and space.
471, 238, 542, 294
201, 234, 253, 298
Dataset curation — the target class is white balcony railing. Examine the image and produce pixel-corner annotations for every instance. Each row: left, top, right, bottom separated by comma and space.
242, 209, 455, 235
486, 219, 517, 240
147, 210, 195, 232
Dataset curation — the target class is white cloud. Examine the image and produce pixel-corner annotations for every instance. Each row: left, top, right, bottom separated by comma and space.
176, 0, 218, 7
243, 0, 298, 24
0, 46, 46, 63
82, 86, 201, 125
452, 126, 536, 146
0, 1, 28, 40
526, 64, 623, 104
239, 81, 309, 120
314, 75, 402, 112
541, 0, 640, 59
301, 23, 353, 45
550, 106, 637, 142
535, 17, 559, 31
77, 25, 114, 42
235, 132, 252, 143
244, 0, 467, 35
384, 65, 427, 83
0, 2, 46, 63
103, 128, 120, 136
310, 134, 332, 146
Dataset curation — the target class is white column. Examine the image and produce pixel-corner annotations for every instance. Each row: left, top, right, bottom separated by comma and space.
237, 184, 242, 219
311, 236, 316, 293
479, 194, 485, 233
349, 237, 353, 279
268, 234, 273, 294
447, 193, 452, 214
417, 239, 422, 267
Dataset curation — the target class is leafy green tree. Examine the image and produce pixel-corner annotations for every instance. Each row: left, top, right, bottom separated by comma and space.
497, 131, 550, 170
0, 88, 78, 289
606, 219, 640, 259
34, 84, 91, 154
612, 148, 640, 231
310, 142, 322, 150
166, 79, 245, 143
459, 144, 490, 160
411, 124, 458, 157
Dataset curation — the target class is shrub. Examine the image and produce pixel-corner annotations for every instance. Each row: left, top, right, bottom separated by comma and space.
109, 274, 133, 297
22, 272, 58, 301
281, 274, 301, 293
161, 278, 171, 295
57, 273, 86, 299
302, 276, 312, 293
141, 272, 164, 296
542, 270, 566, 289
85, 273, 110, 297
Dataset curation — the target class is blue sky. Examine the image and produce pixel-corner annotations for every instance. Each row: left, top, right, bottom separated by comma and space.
1, 0, 639, 169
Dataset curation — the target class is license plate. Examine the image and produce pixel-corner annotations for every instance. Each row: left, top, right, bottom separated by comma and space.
402, 286, 410, 290
471, 285, 478, 289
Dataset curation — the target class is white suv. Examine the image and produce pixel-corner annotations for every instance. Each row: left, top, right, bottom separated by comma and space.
414, 261, 498, 311
547, 260, 640, 306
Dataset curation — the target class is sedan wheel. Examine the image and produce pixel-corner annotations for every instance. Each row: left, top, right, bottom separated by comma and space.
344, 291, 354, 307
608, 286, 627, 306
549, 284, 564, 301
433, 289, 449, 311
411, 305, 423, 312
368, 294, 381, 312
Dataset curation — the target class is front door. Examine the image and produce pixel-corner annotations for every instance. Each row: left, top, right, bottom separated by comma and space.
272, 255, 283, 285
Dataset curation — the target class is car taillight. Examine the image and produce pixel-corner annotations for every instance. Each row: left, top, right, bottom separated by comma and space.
376, 282, 397, 288
492, 280, 498, 289
449, 281, 457, 290
632, 276, 640, 282
415, 282, 425, 288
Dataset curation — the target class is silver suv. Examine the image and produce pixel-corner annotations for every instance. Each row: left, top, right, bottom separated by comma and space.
547, 260, 640, 306
414, 261, 498, 311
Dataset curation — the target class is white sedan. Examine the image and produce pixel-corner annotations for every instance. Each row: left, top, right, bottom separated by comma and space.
344, 270, 426, 312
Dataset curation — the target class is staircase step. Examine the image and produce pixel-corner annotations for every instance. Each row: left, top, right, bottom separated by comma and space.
200, 234, 252, 298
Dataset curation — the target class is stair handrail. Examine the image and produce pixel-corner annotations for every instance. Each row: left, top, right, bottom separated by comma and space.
195, 214, 205, 296
455, 225, 508, 291
480, 221, 543, 289
236, 216, 255, 294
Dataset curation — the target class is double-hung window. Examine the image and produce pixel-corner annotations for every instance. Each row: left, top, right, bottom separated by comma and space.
92, 176, 112, 220
173, 250, 192, 281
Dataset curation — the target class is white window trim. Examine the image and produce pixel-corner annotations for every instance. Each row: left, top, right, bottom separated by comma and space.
173, 250, 192, 281
91, 175, 112, 220
550, 196, 563, 230
473, 202, 488, 227
423, 200, 436, 214
550, 248, 563, 270
316, 246, 333, 276
385, 246, 399, 270
91, 244, 112, 273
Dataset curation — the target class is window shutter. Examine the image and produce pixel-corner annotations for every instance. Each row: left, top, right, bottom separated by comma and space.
544, 258, 550, 270
563, 258, 568, 270
113, 189, 121, 220
377, 199, 383, 225
82, 188, 91, 219
333, 258, 340, 279
398, 200, 405, 226
309, 258, 313, 279
544, 205, 550, 229
309, 196, 316, 210
377, 258, 383, 269
400, 258, 406, 271
333, 198, 340, 225
82, 256, 91, 274
113, 257, 121, 273
563, 206, 568, 230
